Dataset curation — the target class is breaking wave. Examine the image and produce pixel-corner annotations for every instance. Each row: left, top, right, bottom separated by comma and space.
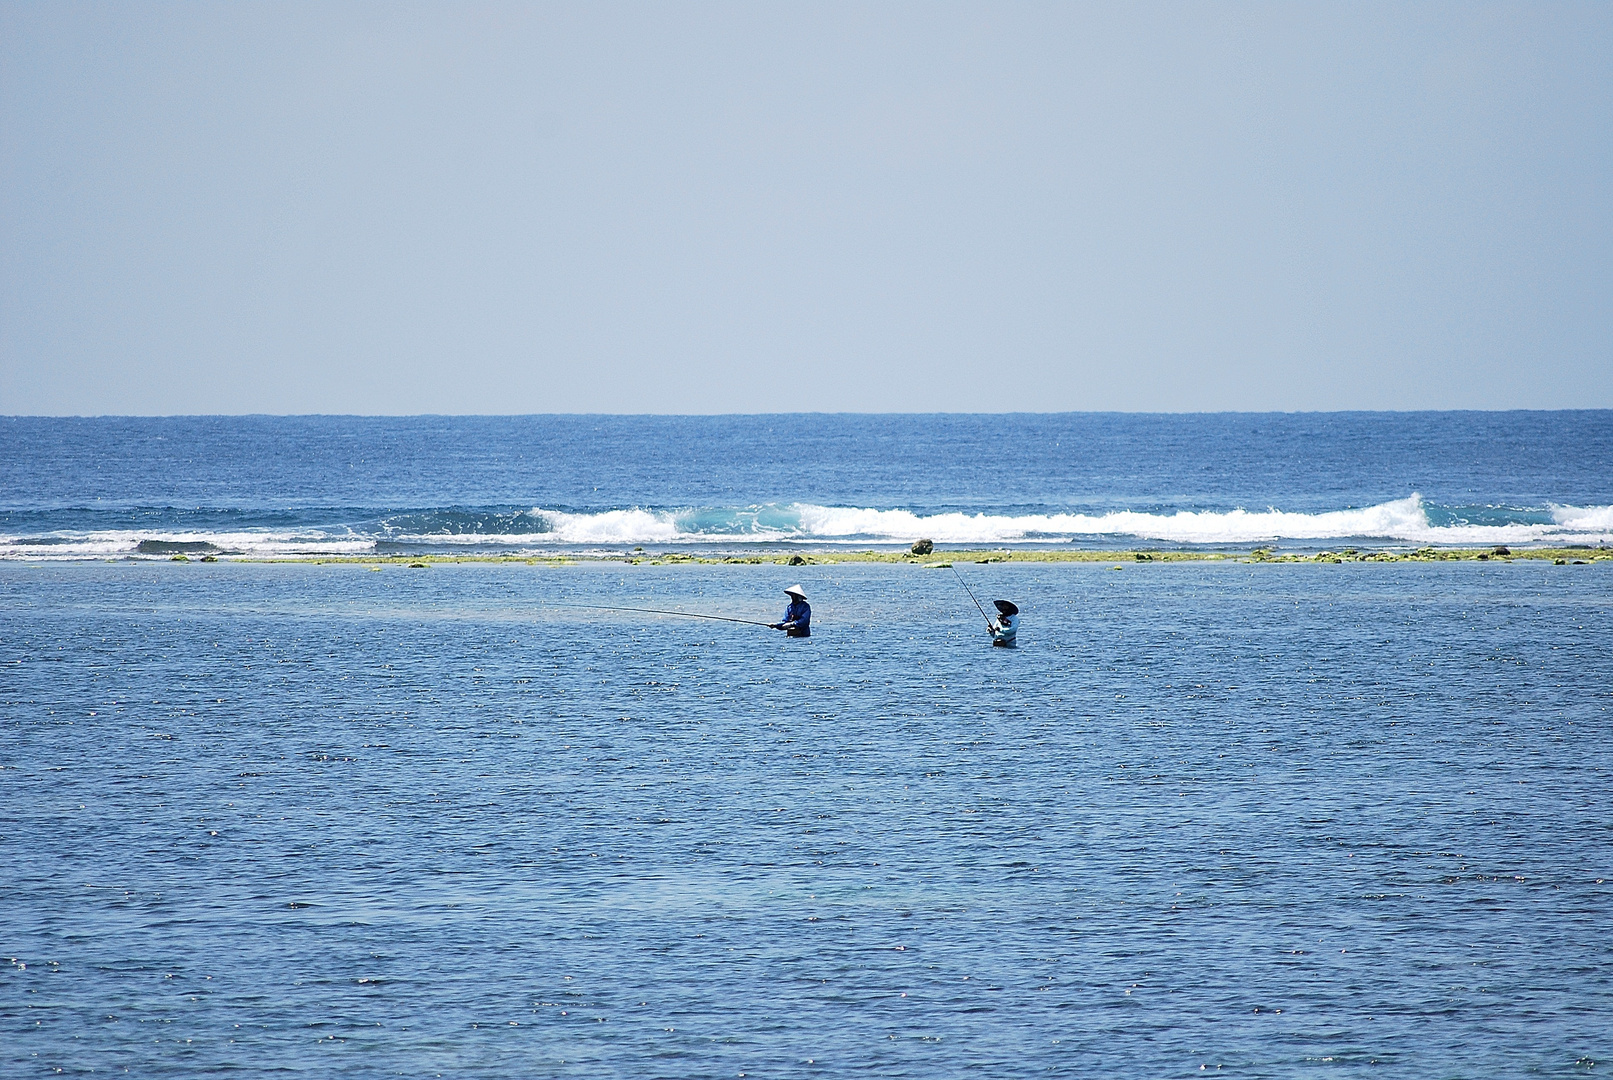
774, 496, 1612, 547
1, 495, 1610, 559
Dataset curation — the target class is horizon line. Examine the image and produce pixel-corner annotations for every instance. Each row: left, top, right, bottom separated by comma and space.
5, 407, 1612, 421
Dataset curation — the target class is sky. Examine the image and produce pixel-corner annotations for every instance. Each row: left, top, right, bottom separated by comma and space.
1, 2, 1609, 415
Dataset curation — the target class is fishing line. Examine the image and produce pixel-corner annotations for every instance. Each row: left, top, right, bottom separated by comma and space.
951, 566, 994, 628
540, 600, 776, 628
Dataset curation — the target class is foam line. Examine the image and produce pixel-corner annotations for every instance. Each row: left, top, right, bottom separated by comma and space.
2, 495, 1611, 558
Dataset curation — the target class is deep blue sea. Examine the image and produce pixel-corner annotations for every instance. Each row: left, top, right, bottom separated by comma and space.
2, 412, 1611, 556
3, 413, 1611, 1078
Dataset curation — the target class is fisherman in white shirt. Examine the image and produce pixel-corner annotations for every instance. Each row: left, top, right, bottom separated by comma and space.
989, 600, 1018, 647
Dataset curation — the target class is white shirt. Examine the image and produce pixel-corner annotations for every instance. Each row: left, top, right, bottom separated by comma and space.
990, 613, 1018, 646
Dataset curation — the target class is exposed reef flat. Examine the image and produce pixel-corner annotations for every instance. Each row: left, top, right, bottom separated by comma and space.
214, 546, 1613, 567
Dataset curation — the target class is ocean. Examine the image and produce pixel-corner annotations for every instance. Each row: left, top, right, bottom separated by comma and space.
2, 412, 1611, 1077
3, 412, 1611, 557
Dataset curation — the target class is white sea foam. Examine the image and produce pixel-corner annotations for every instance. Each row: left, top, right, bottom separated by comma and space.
0, 530, 375, 560
468, 496, 1613, 546
1553, 503, 1613, 531
2, 496, 1610, 558
537, 508, 686, 545
790, 496, 1613, 546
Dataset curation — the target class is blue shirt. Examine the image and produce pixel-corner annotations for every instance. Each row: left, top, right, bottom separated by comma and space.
781, 600, 811, 637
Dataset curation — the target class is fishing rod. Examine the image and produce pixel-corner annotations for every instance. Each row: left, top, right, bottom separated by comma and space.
951, 565, 994, 629
543, 600, 776, 628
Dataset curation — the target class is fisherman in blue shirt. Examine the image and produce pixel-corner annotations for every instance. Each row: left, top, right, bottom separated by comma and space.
772, 585, 811, 637
988, 599, 1018, 647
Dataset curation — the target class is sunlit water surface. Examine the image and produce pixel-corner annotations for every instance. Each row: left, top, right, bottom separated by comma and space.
3, 560, 1610, 1078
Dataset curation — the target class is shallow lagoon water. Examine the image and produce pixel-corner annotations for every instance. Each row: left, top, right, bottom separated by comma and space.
3, 559, 1611, 1078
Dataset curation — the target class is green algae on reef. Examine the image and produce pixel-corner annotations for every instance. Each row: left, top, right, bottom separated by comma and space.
234, 546, 1613, 567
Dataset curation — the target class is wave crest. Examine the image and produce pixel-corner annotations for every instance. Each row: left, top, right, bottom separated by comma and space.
2, 496, 1610, 558
778, 496, 1612, 545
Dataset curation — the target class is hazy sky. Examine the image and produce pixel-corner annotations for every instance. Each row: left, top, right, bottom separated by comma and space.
2, 2, 1609, 415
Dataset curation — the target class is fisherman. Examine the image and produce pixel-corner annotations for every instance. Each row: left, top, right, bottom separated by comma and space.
988, 599, 1018, 647
771, 585, 811, 637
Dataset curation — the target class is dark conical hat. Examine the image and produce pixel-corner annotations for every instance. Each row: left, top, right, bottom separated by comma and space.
993, 599, 1018, 616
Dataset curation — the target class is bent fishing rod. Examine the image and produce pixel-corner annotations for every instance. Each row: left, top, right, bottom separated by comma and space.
542, 600, 776, 628
951, 565, 994, 629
